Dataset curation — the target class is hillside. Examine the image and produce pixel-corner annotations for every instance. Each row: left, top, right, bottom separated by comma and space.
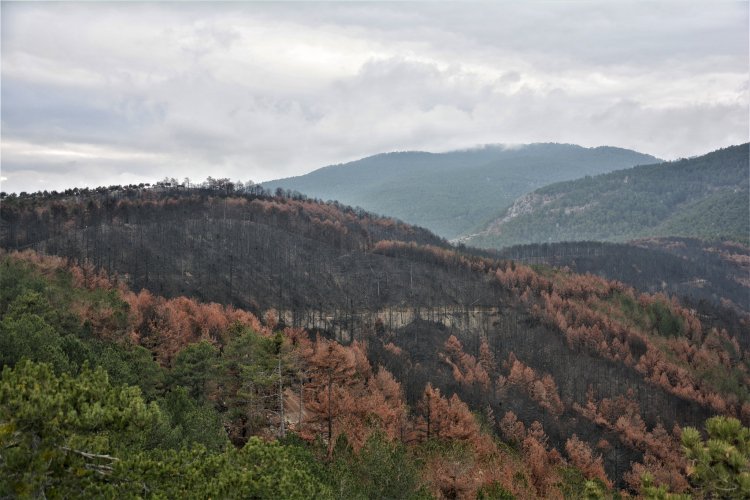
2, 185, 748, 496
1, 251, 529, 498
462, 144, 749, 248
263, 143, 659, 239
492, 238, 750, 319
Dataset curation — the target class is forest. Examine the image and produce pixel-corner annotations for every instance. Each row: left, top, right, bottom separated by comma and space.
1, 183, 749, 498
491, 238, 750, 318
465, 144, 750, 249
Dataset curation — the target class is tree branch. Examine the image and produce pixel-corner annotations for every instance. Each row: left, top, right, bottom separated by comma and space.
61, 447, 120, 462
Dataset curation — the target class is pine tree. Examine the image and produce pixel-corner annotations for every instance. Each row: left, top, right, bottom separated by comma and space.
681, 416, 750, 498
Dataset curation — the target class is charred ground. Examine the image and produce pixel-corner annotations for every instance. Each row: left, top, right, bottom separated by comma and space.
2, 185, 747, 491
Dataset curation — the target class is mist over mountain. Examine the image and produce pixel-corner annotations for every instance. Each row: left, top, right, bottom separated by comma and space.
263, 143, 659, 240
462, 144, 749, 249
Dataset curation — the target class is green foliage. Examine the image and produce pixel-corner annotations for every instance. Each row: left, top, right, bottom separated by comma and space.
0, 258, 47, 316
645, 300, 685, 337
218, 325, 283, 438
0, 257, 128, 339
697, 364, 750, 408
0, 284, 99, 375
0, 256, 229, 456
640, 473, 691, 500
1, 298, 77, 373
477, 481, 516, 499
656, 190, 750, 245
169, 340, 219, 401
0, 257, 166, 399
558, 466, 592, 499
328, 433, 426, 500
610, 290, 750, 405
582, 480, 608, 499
81, 438, 333, 499
681, 416, 750, 499
355, 432, 424, 499
157, 387, 229, 451
639, 416, 750, 499
556, 466, 612, 499
96, 343, 165, 400
0, 360, 329, 499
0, 360, 162, 497
0, 256, 328, 498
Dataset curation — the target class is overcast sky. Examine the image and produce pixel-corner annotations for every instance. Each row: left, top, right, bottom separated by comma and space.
1, 1, 748, 193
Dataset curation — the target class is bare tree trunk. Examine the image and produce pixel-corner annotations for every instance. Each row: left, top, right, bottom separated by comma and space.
327, 373, 333, 454
278, 355, 285, 438
298, 373, 304, 430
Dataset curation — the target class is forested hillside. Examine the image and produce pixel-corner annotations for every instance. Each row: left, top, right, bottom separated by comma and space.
263, 143, 658, 239
492, 238, 750, 317
462, 144, 749, 248
0, 251, 518, 498
2, 185, 749, 497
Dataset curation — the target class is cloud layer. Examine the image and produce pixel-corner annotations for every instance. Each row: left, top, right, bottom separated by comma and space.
2, 1, 747, 193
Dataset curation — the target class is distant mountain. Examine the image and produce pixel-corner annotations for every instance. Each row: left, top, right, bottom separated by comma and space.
263, 143, 659, 239
462, 144, 749, 248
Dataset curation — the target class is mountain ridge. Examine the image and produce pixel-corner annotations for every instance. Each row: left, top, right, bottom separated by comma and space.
463, 143, 749, 248
263, 142, 660, 239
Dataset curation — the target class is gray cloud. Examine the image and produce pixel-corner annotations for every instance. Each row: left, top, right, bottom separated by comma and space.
1, 1, 747, 193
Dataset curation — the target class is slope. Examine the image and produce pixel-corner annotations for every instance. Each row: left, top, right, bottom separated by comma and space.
1, 185, 748, 493
493, 238, 750, 320
263, 143, 659, 239
463, 144, 749, 248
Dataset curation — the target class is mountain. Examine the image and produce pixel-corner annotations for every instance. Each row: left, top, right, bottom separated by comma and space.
263, 143, 659, 239
2, 184, 747, 496
462, 144, 749, 248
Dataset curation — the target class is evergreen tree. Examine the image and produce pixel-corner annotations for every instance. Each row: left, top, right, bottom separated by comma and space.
681, 416, 750, 498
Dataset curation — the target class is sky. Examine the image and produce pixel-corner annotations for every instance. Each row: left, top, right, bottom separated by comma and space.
1, 1, 748, 194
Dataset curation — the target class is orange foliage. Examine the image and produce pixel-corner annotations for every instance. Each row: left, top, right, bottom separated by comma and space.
478, 335, 497, 376
300, 336, 407, 453
574, 387, 689, 493
521, 421, 562, 497
505, 353, 564, 415
415, 385, 534, 499
123, 289, 268, 365
383, 341, 404, 356
624, 451, 690, 495
5, 249, 115, 291
301, 337, 359, 451
441, 335, 490, 389
498, 411, 526, 444
493, 257, 740, 418
416, 383, 483, 445
565, 435, 611, 487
